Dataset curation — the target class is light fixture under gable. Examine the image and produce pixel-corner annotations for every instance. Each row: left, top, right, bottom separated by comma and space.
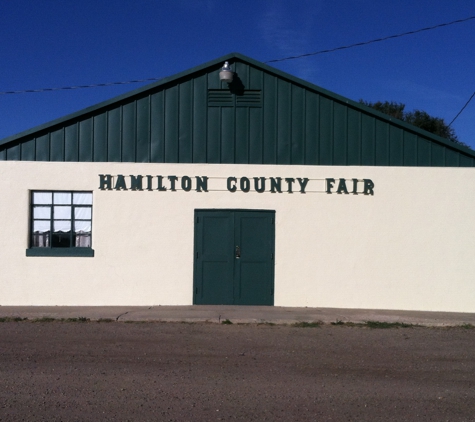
219, 61, 234, 83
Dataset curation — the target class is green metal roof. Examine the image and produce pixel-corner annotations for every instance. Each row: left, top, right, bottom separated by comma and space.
1, 52, 474, 167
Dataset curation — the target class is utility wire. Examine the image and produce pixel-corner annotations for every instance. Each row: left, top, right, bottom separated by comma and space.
0, 77, 162, 95
448, 91, 475, 127
1, 15, 474, 96
265, 15, 475, 63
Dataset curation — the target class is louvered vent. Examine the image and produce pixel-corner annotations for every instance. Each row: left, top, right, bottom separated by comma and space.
208, 90, 233, 106
236, 90, 261, 107
208, 90, 262, 107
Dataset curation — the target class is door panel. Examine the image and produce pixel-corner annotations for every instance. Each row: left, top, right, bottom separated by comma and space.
234, 213, 274, 305
194, 210, 275, 305
202, 262, 233, 305
194, 212, 234, 305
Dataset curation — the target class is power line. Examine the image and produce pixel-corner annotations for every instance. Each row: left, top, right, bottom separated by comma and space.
0, 77, 162, 95
265, 15, 475, 63
1, 15, 474, 96
448, 91, 475, 127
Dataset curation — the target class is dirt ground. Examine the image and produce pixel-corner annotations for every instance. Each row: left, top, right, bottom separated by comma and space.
0, 321, 474, 421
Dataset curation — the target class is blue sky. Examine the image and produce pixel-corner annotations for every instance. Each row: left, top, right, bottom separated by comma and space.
1, 1, 474, 149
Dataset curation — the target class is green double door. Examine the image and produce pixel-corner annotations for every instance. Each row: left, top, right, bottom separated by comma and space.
193, 210, 275, 305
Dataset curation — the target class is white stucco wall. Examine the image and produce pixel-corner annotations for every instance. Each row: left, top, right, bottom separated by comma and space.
0, 161, 474, 311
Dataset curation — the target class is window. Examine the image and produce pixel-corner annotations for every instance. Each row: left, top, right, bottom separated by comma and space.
26, 191, 94, 257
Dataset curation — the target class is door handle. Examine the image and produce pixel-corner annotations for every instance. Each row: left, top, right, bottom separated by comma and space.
235, 245, 241, 259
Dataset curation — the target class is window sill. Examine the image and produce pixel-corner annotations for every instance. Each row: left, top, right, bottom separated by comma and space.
26, 248, 95, 257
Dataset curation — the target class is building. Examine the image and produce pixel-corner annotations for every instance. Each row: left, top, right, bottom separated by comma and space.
1, 52, 474, 311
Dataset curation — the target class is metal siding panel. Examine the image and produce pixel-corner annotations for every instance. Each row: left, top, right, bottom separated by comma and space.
93, 113, 107, 162
122, 102, 136, 162
165, 86, 179, 162
222, 107, 236, 163
193, 75, 207, 163
21, 139, 36, 161
361, 114, 375, 165
263, 74, 277, 164
403, 132, 417, 166
445, 148, 459, 167
150, 91, 165, 162
79, 118, 93, 162
107, 108, 121, 162
136, 96, 150, 163
36, 134, 50, 161
249, 107, 263, 164
249, 66, 263, 90
375, 120, 389, 166
277, 79, 291, 164
417, 137, 431, 166
207, 106, 221, 163
430, 143, 444, 167
207, 67, 221, 90
291, 86, 304, 165
459, 154, 473, 167
65, 123, 79, 162
7, 143, 20, 160
347, 108, 361, 165
50, 129, 64, 162
389, 126, 403, 166
234, 61, 249, 88
179, 83, 193, 163
333, 102, 347, 165
319, 96, 333, 165
235, 107, 248, 164
305, 92, 319, 165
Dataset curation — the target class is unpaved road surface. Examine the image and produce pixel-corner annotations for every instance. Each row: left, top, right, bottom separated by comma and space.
0, 322, 474, 421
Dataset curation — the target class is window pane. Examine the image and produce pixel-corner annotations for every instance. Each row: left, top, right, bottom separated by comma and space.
54, 206, 71, 219
33, 192, 52, 204
33, 206, 51, 219
54, 192, 71, 204
54, 220, 71, 232
32, 232, 50, 247
75, 234, 91, 247
73, 193, 92, 205
33, 220, 50, 232
75, 207, 92, 220
74, 220, 91, 233
52, 232, 71, 248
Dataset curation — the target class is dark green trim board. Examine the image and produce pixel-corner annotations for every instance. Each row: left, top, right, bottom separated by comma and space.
1, 53, 474, 167
193, 209, 275, 306
26, 248, 95, 257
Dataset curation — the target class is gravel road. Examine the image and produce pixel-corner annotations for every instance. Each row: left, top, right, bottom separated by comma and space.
0, 322, 474, 421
